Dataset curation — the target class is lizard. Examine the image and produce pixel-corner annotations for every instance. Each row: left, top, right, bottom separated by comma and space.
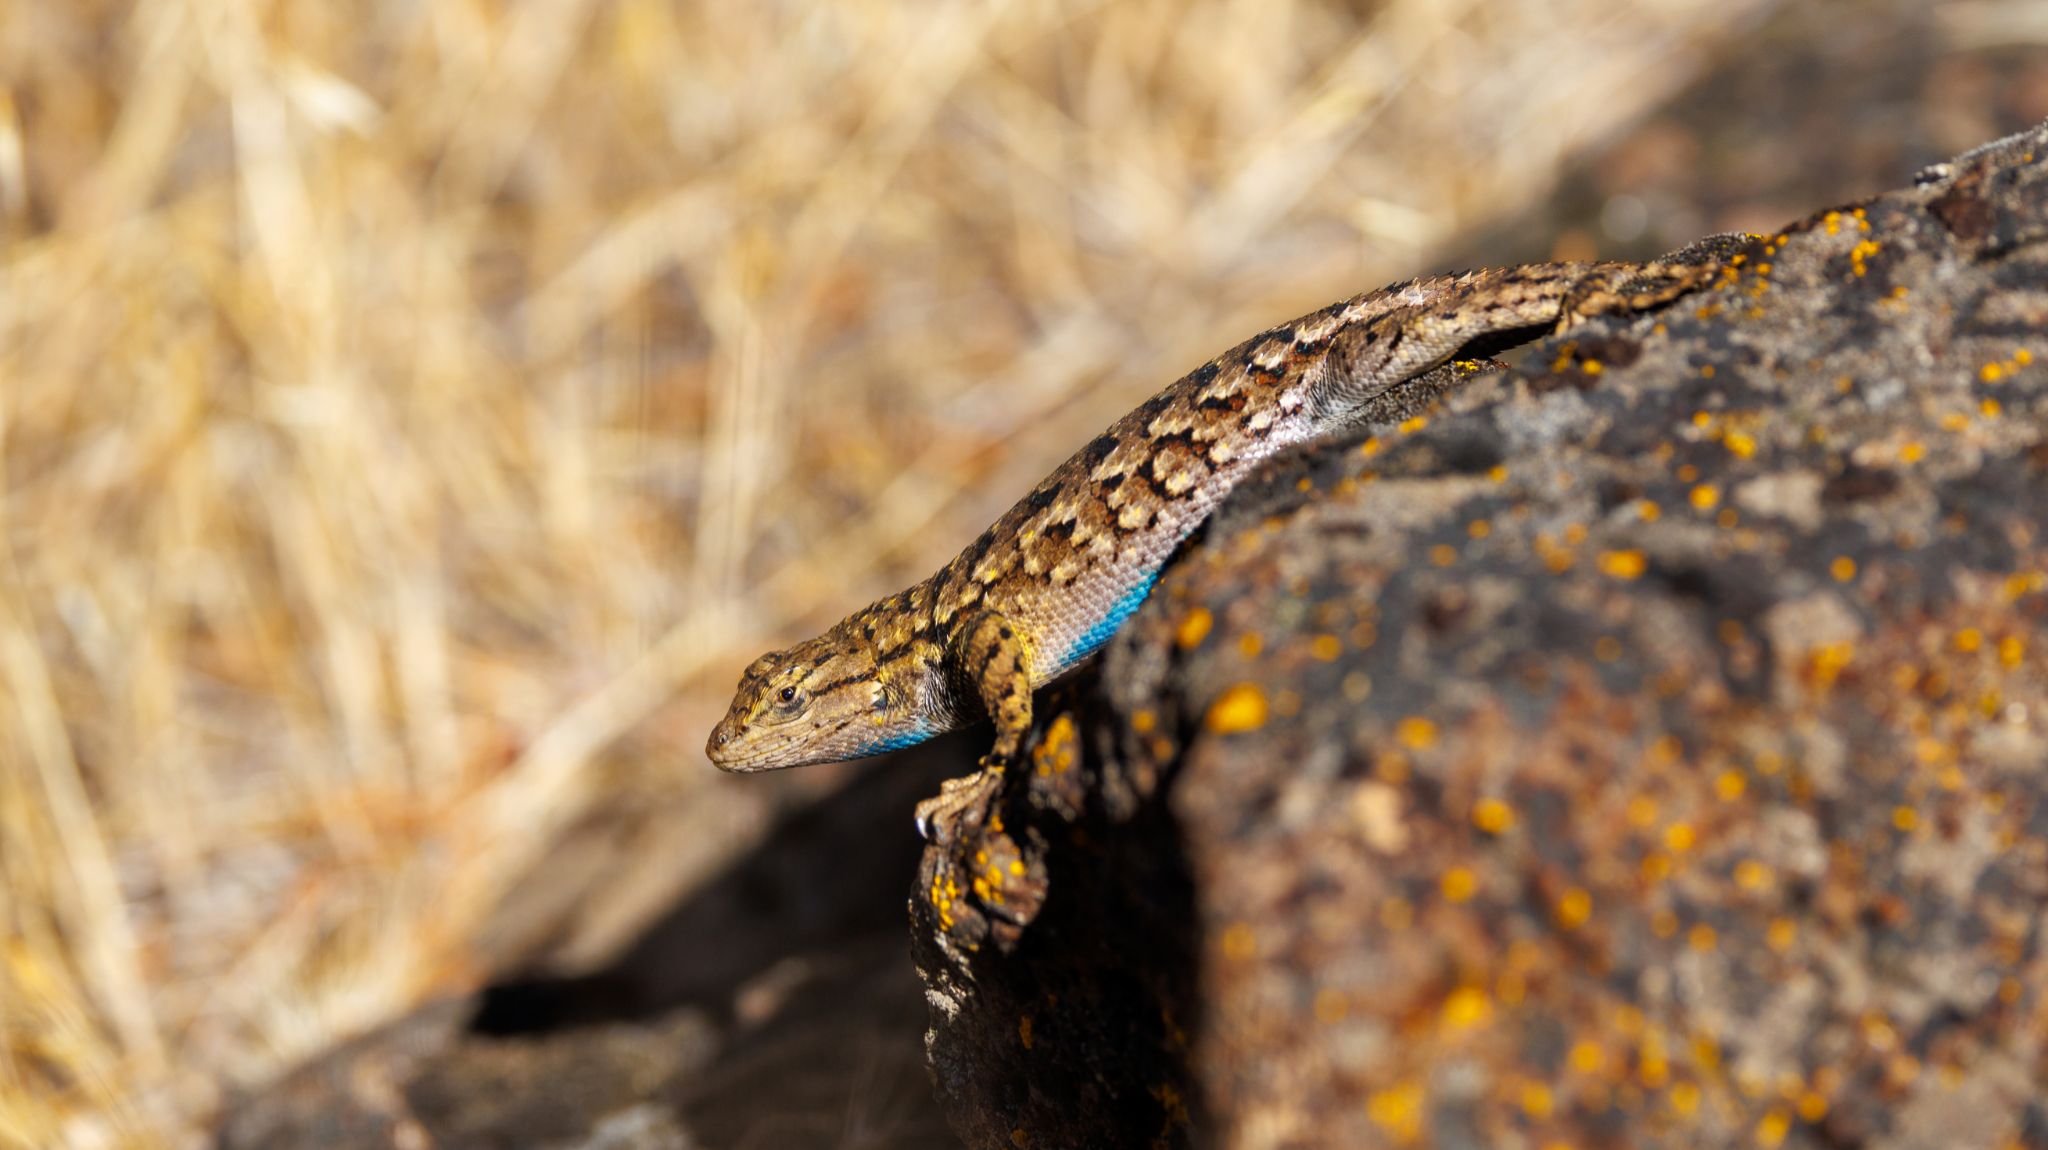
706, 240, 1744, 841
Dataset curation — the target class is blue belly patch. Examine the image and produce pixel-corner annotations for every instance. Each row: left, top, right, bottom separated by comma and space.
1060, 568, 1161, 669
861, 722, 934, 757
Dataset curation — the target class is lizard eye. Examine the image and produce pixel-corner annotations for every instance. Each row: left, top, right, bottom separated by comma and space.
775, 684, 802, 710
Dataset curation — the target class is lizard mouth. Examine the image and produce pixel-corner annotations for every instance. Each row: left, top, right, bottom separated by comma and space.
704, 711, 758, 770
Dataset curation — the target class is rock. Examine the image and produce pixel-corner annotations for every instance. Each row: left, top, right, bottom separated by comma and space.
913, 124, 2048, 1149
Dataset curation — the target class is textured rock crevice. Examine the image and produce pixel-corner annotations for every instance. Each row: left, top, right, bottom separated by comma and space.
915, 124, 2048, 1150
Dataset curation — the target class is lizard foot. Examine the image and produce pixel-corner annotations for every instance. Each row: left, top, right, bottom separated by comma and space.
914, 757, 1007, 843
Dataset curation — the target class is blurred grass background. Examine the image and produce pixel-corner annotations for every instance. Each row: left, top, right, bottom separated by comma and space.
1, 0, 2042, 1145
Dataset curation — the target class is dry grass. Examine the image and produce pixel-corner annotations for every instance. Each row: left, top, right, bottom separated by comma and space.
0, 1, 1791, 1144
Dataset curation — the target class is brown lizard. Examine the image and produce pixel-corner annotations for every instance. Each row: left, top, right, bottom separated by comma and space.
707, 240, 1743, 840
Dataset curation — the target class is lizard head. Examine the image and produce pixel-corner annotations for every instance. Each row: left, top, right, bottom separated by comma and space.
706, 615, 946, 772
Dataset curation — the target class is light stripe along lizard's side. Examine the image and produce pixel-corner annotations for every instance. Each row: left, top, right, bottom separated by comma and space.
707, 241, 1743, 840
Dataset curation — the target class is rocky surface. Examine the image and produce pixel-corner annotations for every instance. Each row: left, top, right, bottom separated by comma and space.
914, 126, 2048, 1149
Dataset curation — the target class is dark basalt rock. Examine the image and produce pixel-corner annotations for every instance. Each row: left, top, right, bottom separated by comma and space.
915, 124, 2048, 1150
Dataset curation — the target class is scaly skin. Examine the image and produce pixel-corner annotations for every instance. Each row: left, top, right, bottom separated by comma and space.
707, 243, 1742, 839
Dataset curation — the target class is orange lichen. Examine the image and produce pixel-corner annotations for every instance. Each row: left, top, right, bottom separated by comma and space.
1219, 922, 1257, 961
1555, 888, 1593, 929
1440, 867, 1478, 903
1396, 716, 1438, 749
1205, 683, 1269, 733
1598, 550, 1648, 579
1441, 986, 1491, 1029
1472, 797, 1516, 834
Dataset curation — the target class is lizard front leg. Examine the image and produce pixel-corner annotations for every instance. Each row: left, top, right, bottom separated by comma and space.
914, 610, 1034, 842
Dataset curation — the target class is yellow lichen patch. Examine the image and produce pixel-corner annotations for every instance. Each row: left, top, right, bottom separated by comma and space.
1472, 797, 1515, 834
1664, 822, 1696, 852
1555, 887, 1592, 929
1019, 1015, 1034, 1050
1670, 1080, 1701, 1117
1982, 397, 2003, 418
1033, 713, 1080, 776
1396, 716, 1437, 749
1582, 359, 1604, 376
1440, 866, 1478, 903
1597, 550, 1648, 579
1900, 441, 1926, 463
1723, 430, 1757, 458
1175, 606, 1213, 650
1757, 1108, 1792, 1148
1981, 362, 2005, 383
1830, 555, 1856, 582
1767, 917, 1797, 951
1467, 518, 1492, 538
1638, 499, 1661, 521
1366, 1080, 1425, 1143
1397, 415, 1429, 435
1892, 805, 1919, 832
1358, 436, 1383, 458
1595, 636, 1624, 662
2000, 634, 2026, 667
1735, 859, 1770, 890
1849, 238, 1881, 276
1809, 641, 1855, 688
1627, 796, 1659, 827
1519, 1081, 1554, 1120
1205, 683, 1269, 734
1441, 986, 1491, 1029
1954, 627, 1983, 653
1237, 632, 1263, 657
1310, 634, 1342, 661
1535, 533, 1577, 574
1219, 922, 1257, 961
1690, 484, 1720, 510
1313, 987, 1349, 1024
1716, 769, 1747, 801
1487, 465, 1509, 483
1639, 1033, 1670, 1087
1688, 923, 1717, 952
1430, 543, 1459, 567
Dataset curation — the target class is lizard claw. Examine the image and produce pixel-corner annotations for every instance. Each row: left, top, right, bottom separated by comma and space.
913, 758, 1008, 843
